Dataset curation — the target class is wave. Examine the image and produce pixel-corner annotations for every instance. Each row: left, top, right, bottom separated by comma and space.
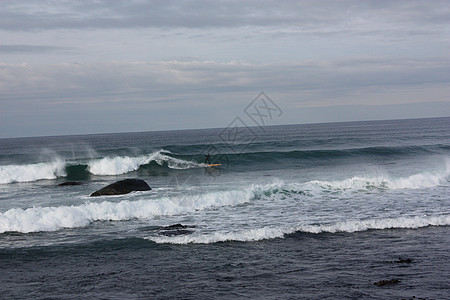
0, 189, 253, 234
306, 165, 450, 191
232, 144, 450, 162
0, 158, 66, 184
86, 150, 203, 175
297, 215, 450, 233
0, 150, 204, 184
2, 177, 449, 238
2, 142, 448, 184
149, 215, 450, 244
249, 163, 449, 199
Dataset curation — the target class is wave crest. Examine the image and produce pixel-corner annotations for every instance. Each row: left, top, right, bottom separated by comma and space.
306, 161, 450, 191
87, 150, 202, 175
149, 215, 450, 244
0, 158, 66, 184
0, 189, 253, 233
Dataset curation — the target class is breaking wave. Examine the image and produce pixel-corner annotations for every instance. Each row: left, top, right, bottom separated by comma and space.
306, 167, 449, 191
0, 158, 66, 184
0, 150, 204, 184
150, 215, 450, 244
87, 150, 202, 175
250, 164, 450, 199
0, 189, 253, 234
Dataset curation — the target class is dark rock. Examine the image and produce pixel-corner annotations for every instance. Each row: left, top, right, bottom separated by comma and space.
162, 224, 190, 230
159, 224, 195, 236
58, 181, 83, 186
374, 279, 400, 286
395, 258, 413, 264
90, 179, 151, 197
160, 229, 194, 236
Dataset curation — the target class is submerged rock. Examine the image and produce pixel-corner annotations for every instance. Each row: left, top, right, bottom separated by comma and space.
90, 179, 151, 197
58, 181, 83, 186
374, 279, 400, 286
159, 224, 196, 236
395, 258, 413, 264
162, 224, 191, 230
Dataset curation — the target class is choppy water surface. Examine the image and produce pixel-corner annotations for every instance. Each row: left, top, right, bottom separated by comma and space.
1, 117, 449, 299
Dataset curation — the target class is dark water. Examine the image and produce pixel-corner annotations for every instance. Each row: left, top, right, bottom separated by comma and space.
1, 117, 449, 299
1, 227, 449, 299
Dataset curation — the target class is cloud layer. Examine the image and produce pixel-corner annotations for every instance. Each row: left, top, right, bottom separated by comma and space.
2, 0, 449, 31
0, 0, 449, 137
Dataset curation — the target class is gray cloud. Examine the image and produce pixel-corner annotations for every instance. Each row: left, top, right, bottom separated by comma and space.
1, 57, 449, 138
1, 0, 448, 32
1, 58, 448, 106
0, 45, 72, 54
1, 0, 449, 137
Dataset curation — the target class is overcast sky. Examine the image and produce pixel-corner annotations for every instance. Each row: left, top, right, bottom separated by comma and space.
1, 0, 449, 138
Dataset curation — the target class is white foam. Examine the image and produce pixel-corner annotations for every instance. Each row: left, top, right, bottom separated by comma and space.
0, 158, 66, 184
307, 176, 387, 191
244, 168, 449, 201
388, 171, 446, 189
307, 167, 449, 192
87, 155, 152, 175
87, 150, 202, 175
149, 215, 450, 244
0, 188, 253, 233
150, 227, 286, 244
298, 215, 450, 233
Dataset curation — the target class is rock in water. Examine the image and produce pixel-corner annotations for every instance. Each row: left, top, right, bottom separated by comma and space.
159, 224, 196, 236
395, 258, 412, 264
374, 279, 400, 286
90, 179, 151, 197
58, 181, 83, 186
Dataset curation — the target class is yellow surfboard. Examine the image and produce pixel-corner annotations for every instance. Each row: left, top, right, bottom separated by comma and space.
207, 164, 222, 167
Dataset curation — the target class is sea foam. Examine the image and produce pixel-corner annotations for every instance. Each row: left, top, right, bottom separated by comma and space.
149, 215, 450, 244
297, 215, 450, 233
149, 227, 287, 244
306, 165, 449, 192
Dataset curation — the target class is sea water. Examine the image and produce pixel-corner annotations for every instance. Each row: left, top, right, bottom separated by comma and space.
0, 117, 449, 299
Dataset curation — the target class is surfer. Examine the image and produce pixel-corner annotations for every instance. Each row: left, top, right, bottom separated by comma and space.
205, 153, 211, 164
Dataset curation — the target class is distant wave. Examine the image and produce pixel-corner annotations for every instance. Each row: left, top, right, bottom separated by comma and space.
232, 144, 450, 162
149, 215, 450, 244
0, 150, 205, 184
2, 143, 448, 184
0, 158, 66, 184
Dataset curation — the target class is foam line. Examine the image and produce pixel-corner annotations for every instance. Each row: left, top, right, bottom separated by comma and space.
307, 166, 449, 191
150, 215, 450, 244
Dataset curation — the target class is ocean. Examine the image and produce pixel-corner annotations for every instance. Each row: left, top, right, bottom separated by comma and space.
0, 117, 449, 299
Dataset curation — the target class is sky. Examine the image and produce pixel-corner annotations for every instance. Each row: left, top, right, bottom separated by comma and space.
1, 0, 449, 138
